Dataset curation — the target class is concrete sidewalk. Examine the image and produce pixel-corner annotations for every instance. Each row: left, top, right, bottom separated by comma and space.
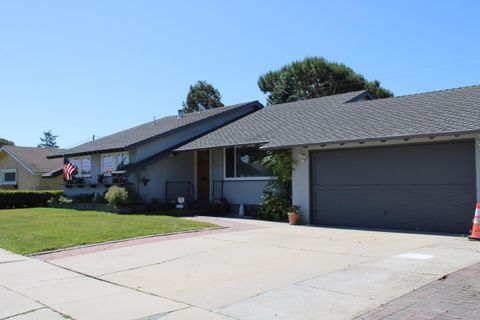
1, 217, 480, 320
356, 262, 480, 319
0, 249, 187, 319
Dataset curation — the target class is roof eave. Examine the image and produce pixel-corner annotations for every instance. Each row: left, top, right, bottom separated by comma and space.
176, 141, 269, 152
48, 147, 126, 159
261, 129, 480, 150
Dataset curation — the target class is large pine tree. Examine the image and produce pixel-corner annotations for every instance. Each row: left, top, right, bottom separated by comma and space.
258, 57, 393, 105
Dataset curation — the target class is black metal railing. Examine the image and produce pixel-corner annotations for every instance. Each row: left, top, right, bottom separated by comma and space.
165, 181, 194, 203
212, 180, 224, 202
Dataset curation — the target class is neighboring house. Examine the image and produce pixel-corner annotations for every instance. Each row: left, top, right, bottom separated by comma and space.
177, 85, 480, 233
53, 85, 480, 233
0, 146, 64, 190
48, 101, 263, 201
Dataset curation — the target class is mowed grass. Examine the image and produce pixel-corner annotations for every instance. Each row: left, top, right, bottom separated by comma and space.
0, 208, 216, 254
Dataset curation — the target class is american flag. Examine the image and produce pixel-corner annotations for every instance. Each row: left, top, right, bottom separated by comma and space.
63, 158, 76, 181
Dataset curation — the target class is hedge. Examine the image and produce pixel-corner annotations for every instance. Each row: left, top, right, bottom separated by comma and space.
0, 190, 63, 209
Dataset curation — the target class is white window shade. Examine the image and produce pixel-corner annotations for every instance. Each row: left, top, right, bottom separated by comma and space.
102, 155, 114, 176
80, 157, 91, 176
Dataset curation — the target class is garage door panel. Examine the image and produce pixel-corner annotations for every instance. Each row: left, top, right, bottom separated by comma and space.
311, 142, 474, 186
311, 141, 476, 233
314, 186, 473, 232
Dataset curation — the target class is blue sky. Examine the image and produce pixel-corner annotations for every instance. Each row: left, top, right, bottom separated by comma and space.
1, 0, 479, 148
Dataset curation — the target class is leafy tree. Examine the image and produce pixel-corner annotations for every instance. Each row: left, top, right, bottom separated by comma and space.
182, 81, 224, 113
0, 138, 14, 147
258, 56, 393, 105
38, 130, 59, 148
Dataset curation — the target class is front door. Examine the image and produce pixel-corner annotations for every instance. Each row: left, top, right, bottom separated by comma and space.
197, 150, 210, 201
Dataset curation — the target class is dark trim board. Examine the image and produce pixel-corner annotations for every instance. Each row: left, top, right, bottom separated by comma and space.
309, 140, 476, 233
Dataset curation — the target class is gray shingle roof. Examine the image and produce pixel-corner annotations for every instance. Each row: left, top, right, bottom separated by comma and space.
176, 91, 370, 151
177, 85, 480, 150
60, 102, 259, 156
1, 146, 64, 174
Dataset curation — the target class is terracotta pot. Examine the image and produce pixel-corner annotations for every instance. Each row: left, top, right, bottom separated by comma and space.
288, 212, 300, 225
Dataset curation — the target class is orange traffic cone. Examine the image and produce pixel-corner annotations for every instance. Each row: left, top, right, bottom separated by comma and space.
468, 203, 480, 241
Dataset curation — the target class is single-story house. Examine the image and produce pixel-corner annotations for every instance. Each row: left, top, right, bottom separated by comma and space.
0, 146, 64, 190
176, 85, 480, 233
52, 85, 480, 233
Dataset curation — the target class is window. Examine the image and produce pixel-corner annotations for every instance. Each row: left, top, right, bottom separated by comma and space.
102, 155, 114, 176
70, 156, 91, 177
102, 152, 129, 176
224, 147, 272, 179
1, 169, 17, 185
116, 153, 129, 168
80, 157, 91, 176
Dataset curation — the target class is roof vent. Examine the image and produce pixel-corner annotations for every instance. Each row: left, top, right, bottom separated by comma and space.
178, 109, 184, 119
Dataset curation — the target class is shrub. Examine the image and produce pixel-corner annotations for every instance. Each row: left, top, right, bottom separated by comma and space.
103, 186, 145, 207
257, 183, 288, 222
258, 149, 297, 222
104, 186, 129, 206
0, 190, 63, 209
58, 195, 73, 204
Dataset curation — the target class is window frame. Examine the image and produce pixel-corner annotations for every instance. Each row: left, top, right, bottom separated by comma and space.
223, 146, 273, 181
101, 152, 129, 177
0, 169, 17, 185
70, 156, 92, 178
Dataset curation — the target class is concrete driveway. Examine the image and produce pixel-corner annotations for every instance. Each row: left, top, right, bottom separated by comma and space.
1, 217, 480, 320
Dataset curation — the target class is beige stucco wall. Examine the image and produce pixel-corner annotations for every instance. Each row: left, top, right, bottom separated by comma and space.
39, 175, 64, 190
0, 153, 38, 189
0, 152, 63, 190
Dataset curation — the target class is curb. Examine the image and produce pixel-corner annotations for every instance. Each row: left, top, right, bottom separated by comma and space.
28, 225, 227, 257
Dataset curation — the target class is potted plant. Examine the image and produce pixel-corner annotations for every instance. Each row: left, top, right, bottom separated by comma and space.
287, 205, 301, 225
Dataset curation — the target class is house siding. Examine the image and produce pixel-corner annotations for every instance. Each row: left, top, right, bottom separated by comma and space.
210, 148, 268, 205
0, 154, 37, 189
137, 151, 194, 201
475, 135, 480, 202
39, 176, 63, 190
292, 147, 310, 223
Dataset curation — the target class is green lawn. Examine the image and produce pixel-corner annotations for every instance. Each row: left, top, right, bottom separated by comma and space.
0, 208, 216, 255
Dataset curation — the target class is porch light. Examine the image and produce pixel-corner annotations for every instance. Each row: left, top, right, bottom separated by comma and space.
141, 176, 150, 186
297, 153, 306, 163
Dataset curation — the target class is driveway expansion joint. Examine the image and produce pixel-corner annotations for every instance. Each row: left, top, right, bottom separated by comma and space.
0, 260, 24, 265
0, 283, 74, 320
96, 251, 205, 277
0, 307, 46, 320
